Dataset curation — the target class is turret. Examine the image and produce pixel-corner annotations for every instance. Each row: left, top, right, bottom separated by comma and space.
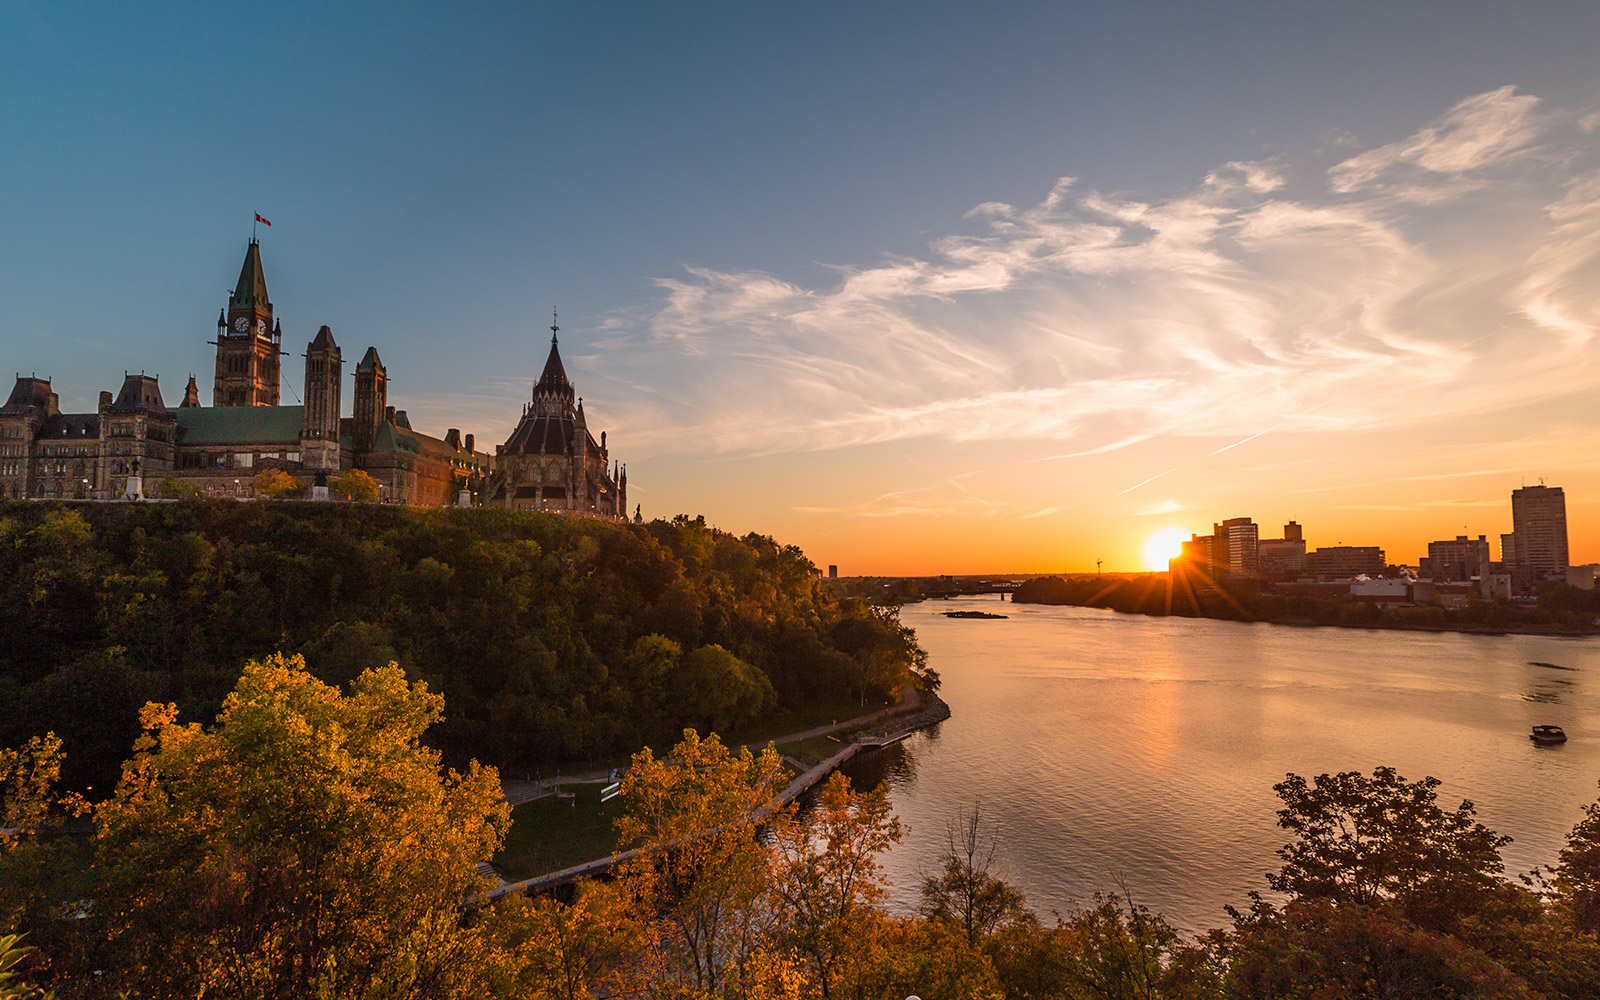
300, 326, 342, 471
352, 346, 387, 453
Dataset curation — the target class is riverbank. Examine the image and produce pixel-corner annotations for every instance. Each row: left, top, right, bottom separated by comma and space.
1005, 598, 1600, 638
480, 688, 950, 902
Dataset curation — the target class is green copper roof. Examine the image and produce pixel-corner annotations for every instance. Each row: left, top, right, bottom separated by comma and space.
175, 405, 302, 446
229, 240, 271, 312
356, 346, 384, 373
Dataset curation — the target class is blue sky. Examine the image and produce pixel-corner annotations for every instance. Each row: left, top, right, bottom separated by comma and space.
4, 3, 1600, 570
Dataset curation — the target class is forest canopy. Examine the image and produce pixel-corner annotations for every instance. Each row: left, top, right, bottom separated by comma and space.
0, 501, 930, 791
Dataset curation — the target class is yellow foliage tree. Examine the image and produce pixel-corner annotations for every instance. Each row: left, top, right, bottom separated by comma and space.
767, 772, 903, 998
612, 730, 796, 995
330, 468, 381, 503
93, 654, 510, 1000
252, 467, 302, 498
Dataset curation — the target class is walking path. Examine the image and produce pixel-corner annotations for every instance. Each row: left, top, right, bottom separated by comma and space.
475, 686, 948, 903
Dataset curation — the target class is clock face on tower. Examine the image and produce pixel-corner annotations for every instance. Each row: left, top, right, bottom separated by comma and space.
233, 316, 249, 333
254, 319, 266, 337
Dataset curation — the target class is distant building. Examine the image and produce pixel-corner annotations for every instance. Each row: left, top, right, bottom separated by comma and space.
1511, 485, 1569, 576
0, 238, 560, 508
828, 564, 838, 579
1567, 565, 1597, 591
1257, 521, 1308, 581
1500, 532, 1519, 564
1420, 535, 1490, 582
1305, 546, 1386, 581
483, 322, 629, 519
1213, 517, 1259, 575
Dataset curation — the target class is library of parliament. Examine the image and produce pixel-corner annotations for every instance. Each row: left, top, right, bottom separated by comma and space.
0, 240, 633, 518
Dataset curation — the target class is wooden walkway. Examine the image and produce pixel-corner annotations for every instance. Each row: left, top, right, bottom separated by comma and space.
476, 695, 945, 905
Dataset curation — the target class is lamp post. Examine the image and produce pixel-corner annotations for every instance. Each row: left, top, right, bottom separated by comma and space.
234, 478, 240, 499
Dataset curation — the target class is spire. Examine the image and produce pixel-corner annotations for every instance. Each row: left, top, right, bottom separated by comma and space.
216, 308, 225, 329
535, 311, 572, 399
229, 239, 271, 313
309, 325, 338, 353
356, 346, 384, 373
180, 375, 200, 408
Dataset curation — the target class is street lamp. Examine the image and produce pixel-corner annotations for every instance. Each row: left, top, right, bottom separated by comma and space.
234, 478, 240, 498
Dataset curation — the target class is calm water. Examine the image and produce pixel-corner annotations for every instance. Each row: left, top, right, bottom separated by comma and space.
840, 597, 1600, 934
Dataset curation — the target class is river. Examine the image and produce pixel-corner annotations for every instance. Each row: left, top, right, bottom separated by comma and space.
839, 596, 1600, 934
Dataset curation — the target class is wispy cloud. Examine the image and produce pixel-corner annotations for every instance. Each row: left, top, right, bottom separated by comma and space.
470, 87, 1600, 470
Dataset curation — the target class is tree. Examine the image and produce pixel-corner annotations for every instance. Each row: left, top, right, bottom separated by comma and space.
154, 476, 203, 499
493, 884, 640, 1000
253, 467, 302, 499
329, 468, 381, 503
1552, 782, 1600, 934
611, 730, 790, 994
666, 644, 776, 735
92, 653, 510, 1000
0, 734, 68, 847
1266, 768, 1511, 919
918, 804, 1031, 945
767, 772, 902, 998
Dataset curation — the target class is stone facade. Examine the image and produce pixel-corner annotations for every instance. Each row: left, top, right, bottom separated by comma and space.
3, 240, 507, 506
485, 323, 631, 520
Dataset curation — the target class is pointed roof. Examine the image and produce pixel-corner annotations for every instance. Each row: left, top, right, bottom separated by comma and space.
537, 334, 571, 392
180, 375, 200, 408
356, 346, 384, 373
229, 239, 271, 313
309, 325, 338, 354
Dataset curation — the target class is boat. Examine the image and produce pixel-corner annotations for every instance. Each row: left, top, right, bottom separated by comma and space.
943, 610, 1008, 619
1530, 725, 1568, 745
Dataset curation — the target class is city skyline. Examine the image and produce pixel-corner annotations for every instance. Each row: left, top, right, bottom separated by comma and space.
5, 4, 1599, 573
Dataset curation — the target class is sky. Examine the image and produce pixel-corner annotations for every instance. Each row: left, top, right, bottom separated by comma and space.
3, 2, 1599, 574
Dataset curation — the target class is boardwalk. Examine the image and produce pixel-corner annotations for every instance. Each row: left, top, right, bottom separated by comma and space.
477, 688, 948, 905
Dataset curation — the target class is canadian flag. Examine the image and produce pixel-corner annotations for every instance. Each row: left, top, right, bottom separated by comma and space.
254, 213, 272, 227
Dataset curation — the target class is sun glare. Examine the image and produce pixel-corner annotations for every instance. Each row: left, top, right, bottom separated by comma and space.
1142, 528, 1189, 571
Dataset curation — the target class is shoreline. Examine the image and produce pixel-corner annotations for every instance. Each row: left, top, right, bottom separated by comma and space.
478, 689, 951, 904
988, 599, 1600, 639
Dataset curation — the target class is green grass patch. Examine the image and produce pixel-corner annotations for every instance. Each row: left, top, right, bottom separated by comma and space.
492, 783, 627, 881
775, 734, 850, 767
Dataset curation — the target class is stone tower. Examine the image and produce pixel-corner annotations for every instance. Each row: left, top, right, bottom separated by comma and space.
299, 326, 343, 472
352, 346, 387, 453
213, 239, 282, 406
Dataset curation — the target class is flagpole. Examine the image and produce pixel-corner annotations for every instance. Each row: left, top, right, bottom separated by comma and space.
252, 213, 257, 240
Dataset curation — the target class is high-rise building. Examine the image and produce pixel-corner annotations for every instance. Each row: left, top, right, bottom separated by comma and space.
1511, 485, 1569, 576
1214, 517, 1259, 575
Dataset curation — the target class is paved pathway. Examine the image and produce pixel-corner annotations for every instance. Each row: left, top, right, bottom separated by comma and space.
497, 685, 923, 807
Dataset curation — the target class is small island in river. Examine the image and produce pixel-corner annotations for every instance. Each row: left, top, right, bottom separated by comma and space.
943, 610, 1008, 619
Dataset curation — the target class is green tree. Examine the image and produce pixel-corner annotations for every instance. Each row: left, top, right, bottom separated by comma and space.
154, 476, 203, 499
1551, 782, 1600, 934
92, 653, 510, 1000
1266, 768, 1511, 918
329, 468, 381, 503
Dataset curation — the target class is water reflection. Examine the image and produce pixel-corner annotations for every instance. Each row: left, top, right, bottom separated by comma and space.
863, 598, 1600, 935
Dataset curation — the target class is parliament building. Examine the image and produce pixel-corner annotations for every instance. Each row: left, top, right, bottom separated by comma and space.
0, 239, 632, 519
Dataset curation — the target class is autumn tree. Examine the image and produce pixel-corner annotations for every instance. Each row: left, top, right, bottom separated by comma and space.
91, 654, 509, 1000
611, 730, 792, 995
492, 884, 640, 1000
252, 467, 302, 498
329, 468, 380, 503
767, 772, 902, 998
918, 804, 1031, 945
1266, 767, 1511, 923
0, 733, 69, 848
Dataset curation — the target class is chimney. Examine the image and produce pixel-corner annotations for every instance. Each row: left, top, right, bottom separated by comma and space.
385, 405, 395, 424
445, 428, 461, 449
98, 391, 113, 412
464, 433, 474, 453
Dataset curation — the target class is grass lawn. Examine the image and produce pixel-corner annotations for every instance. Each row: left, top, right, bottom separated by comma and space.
775, 734, 851, 766
724, 694, 894, 750
493, 783, 627, 881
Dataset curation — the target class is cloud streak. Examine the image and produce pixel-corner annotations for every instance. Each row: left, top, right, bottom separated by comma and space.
544, 87, 1600, 467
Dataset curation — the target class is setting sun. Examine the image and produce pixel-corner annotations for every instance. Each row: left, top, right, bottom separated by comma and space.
1142, 528, 1189, 571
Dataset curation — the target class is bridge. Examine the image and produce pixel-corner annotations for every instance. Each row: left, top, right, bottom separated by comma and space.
919, 579, 1022, 600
